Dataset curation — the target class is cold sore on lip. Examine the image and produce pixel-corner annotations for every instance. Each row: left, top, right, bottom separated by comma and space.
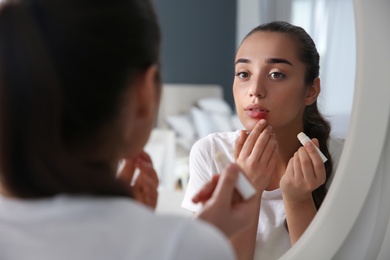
245, 106, 269, 120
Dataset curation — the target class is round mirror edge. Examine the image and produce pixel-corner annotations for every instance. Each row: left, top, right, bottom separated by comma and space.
280, 0, 390, 259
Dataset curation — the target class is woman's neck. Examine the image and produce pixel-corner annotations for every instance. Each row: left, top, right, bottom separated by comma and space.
265, 125, 304, 191
275, 129, 302, 164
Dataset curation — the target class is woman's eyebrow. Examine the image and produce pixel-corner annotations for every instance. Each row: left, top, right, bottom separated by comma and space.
235, 57, 293, 66
265, 58, 293, 66
235, 58, 250, 65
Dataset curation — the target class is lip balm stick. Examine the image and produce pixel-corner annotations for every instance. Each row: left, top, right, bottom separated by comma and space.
297, 132, 328, 163
214, 151, 256, 200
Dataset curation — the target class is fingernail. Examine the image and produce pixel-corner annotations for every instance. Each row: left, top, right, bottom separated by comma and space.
304, 141, 313, 147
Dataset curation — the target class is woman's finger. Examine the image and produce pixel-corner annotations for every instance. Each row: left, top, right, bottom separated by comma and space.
297, 146, 315, 182
234, 130, 248, 160
117, 159, 137, 184
293, 151, 304, 181
210, 164, 240, 208
136, 159, 159, 186
238, 119, 267, 159
302, 139, 325, 181
251, 125, 273, 162
256, 132, 276, 166
192, 175, 220, 204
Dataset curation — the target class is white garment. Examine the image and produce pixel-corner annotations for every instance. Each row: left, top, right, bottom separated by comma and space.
182, 130, 344, 260
0, 195, 234, 260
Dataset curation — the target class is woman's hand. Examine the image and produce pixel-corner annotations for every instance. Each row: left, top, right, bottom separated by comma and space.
234, 119, 278, 191
279, 138, 326, 244
280, 138, 326, 203
194, 164, 261, 239
117, 151, 159, 209
192, 175, 243, 205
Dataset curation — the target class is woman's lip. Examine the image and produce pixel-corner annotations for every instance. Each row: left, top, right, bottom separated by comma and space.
245, 109, 269, 119
245, 104, 269, 111
244, 105, 269, 119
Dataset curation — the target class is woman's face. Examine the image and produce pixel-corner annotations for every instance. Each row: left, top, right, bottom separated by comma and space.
233, 31, 311, 132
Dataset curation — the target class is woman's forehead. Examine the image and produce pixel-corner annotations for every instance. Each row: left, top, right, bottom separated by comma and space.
236, 31, 300, 60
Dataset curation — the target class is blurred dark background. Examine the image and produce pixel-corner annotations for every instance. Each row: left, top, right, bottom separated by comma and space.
153, 0, 237, 109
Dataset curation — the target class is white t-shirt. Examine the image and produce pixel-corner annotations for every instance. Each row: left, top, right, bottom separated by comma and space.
0, 195, 235, 260
182, 130, 344, 260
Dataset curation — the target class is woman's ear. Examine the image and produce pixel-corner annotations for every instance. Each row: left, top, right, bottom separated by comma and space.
304, 77, 321, 106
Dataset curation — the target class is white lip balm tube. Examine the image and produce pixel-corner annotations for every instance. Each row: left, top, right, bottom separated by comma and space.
214, 151, 257, 200
297, 132, 328, 163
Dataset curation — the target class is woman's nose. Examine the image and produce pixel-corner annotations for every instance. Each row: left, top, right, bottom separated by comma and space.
249, 79, 265, 98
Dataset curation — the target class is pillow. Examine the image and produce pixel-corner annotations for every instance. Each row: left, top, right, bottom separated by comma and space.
210, 113, 234, 132
165, 114, 196, 141
190, 107, 217, 138
197, 97, 232, 115
191, 107, 234, 138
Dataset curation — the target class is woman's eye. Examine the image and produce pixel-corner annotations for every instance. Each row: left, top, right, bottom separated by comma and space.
235, 72, 250, 79
269, 71, 285, 79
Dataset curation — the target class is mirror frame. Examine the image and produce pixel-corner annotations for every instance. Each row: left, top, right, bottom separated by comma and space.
281, 0, 390, 258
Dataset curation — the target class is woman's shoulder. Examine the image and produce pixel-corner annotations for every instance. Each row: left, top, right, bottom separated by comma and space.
107, 198, 235, 259
160, 216, 235, 260
191, 130, 241, 150
59, 196, 235, 259
189, 131, 240, 162
0, 195, 234, 260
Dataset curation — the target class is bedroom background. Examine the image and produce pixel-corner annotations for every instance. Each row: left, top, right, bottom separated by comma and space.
150, 0, 355, 215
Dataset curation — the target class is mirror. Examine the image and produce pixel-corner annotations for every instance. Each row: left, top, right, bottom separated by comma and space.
238, 0, 390, 258
154, 0, 390, 258
281, 0, 390, 258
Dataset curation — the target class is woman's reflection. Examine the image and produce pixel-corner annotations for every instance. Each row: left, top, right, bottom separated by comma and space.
181, 21, 344, 259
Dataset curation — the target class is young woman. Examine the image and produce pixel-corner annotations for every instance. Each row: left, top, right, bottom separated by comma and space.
0, 0, 260, 259
182, 21, 344, 259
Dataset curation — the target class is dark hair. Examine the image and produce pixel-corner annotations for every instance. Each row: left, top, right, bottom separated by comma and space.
245, 21, 332, 210
0, 0, 161, 198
